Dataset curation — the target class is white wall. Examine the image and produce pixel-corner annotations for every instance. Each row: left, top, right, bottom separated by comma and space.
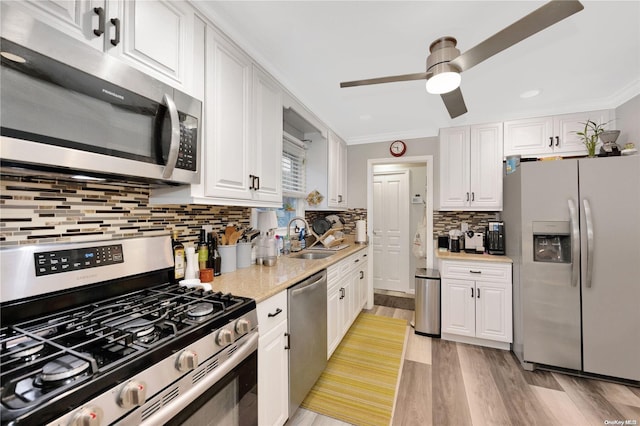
615, 94, 640, 146
347, 136, 439, 209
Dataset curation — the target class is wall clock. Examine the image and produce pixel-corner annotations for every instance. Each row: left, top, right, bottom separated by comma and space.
390, 140, 407, 157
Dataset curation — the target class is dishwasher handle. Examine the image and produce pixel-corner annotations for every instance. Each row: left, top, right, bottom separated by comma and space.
290, 272, 326, 297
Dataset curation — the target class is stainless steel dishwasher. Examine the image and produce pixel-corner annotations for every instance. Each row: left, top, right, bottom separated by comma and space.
287, 269, 327, 418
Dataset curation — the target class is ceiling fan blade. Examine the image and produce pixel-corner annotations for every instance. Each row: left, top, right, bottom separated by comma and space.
340, 72, 428, 88
441, 88, 467, 119
450, 0, 584, 72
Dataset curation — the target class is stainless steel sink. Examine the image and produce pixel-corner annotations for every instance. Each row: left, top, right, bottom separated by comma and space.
288, 251, 335, 260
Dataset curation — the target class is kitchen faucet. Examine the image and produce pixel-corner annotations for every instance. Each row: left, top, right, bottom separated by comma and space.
287, 216, 310, 239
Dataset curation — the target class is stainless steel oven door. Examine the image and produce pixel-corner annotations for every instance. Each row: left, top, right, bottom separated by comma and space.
140, 332, 258, 426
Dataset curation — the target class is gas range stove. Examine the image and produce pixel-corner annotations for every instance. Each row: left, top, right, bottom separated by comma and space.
0, 236, 258, 426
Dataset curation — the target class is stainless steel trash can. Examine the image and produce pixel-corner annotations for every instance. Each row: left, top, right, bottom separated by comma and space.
415, 268, 440, 337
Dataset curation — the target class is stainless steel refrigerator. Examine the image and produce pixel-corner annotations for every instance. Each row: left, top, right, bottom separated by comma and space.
504, 156, 640, 381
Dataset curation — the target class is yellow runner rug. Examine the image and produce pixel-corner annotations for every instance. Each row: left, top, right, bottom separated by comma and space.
301, 313, 408, 426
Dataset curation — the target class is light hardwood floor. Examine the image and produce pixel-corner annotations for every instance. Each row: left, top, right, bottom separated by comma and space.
288, 304, 640, 426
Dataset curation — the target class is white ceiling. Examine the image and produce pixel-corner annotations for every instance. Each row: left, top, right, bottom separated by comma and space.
194, 1, 640, 144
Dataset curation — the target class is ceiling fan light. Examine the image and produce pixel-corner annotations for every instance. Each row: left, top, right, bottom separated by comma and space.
426, 71, 461, 95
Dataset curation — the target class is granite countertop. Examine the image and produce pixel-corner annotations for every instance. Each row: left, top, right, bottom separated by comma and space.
436, 249, 513, 263
207, 238, 368, 303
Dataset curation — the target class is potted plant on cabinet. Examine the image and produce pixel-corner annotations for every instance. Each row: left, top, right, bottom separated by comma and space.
576, 120, 607, 158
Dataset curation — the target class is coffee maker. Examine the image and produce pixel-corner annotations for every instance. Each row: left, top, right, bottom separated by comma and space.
487, 221, 506, 255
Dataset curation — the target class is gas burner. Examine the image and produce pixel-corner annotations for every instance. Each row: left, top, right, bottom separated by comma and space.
35, 354, 90, 388
8, 338, 45, 362
187, 303, 214, 319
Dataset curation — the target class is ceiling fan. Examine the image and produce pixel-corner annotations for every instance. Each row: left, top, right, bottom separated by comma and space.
340, 0, 584, 119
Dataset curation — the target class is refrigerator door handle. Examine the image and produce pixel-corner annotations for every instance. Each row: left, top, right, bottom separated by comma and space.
583, 199, 594, 288
568, 199, 580, 288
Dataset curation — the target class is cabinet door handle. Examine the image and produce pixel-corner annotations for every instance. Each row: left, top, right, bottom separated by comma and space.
471, 192, 475, 201
110, 18, 121, 46
354, 259, 360, 263
471, 288, 474, 298
249, 175, 255, 190
477, 288, 481, 298
466, 192, 470, 202
340, 288, 345, 299
555, 136, 560, 147
338, 194, 343, 203
255, 176, 260, 190
284, 332, 290, 350
93, 7, 105, 36
267, 308, 282, 318
470, 270, 482, 274
360, 271, 364, 279
549, 137, 554, 147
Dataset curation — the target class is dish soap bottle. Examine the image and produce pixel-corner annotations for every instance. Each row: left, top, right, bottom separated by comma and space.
171, 230, 185, 283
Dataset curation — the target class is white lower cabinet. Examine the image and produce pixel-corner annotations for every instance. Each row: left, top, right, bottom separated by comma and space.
440, 260, 512, 350
257, 292, 288, 426
327, 250, 368, 358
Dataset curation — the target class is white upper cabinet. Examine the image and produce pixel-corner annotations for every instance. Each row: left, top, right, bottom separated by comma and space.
204, 29, 253, 202
439, 123, 503, 211
13, 0, 198, 97
307, 130, 348, 210
151, 27, 283, 207
251, 66, 283, 204
504, 110, 612, 158
328, 132, 348, 209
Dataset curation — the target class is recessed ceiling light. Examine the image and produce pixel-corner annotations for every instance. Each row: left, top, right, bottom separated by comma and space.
520, 89, 541, 99
359, 114, 372, 121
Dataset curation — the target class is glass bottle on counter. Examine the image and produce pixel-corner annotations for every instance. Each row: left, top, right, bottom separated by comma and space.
208, 232, 222, 276
197, 229, 209, 270
171, 230, 185, 283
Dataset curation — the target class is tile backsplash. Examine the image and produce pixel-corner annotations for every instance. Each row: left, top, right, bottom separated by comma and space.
0, 175, 251, 247
1, 174, 498, 247
433, 211, 500, 237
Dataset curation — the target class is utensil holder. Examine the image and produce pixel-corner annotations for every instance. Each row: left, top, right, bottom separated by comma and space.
236, 242, 252, 269
218, 245, 237, 274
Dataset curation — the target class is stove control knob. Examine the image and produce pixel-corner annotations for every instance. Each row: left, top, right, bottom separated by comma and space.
176, 349, 199, 372
235, 318, 251, 335
216, 328, 233, 346
118, 380, 147, 409
70, 406, 103, 426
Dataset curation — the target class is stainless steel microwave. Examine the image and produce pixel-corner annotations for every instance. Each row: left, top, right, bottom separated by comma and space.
0, 8, 201, 184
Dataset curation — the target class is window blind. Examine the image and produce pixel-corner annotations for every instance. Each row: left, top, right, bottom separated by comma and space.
282, 133, 306, 197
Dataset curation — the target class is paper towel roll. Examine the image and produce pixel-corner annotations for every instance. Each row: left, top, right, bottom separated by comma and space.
355, 220, 366, 243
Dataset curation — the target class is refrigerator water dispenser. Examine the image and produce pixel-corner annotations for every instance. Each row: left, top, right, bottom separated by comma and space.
532, 222, 571, 263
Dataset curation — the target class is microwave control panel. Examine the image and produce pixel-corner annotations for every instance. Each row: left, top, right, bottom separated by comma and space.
34, 244, 124, 276
176, 121, 197, 171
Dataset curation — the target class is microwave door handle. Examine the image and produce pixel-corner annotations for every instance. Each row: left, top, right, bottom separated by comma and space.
161, 93, 180, 179
583, 199, 594, 288
568, 199, 579, 288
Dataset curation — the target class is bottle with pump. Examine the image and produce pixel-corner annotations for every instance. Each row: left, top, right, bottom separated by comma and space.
208, 232, 222, 276
171, 230, 185, 283
197, 229, 209, 270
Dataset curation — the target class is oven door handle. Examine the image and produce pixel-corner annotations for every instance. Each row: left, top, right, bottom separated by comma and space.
161, 93, 181, 179
140, 332, 258, 426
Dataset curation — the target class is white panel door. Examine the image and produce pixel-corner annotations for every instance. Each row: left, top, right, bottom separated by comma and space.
258, 321, 289, 426
554, 110, 610, 155
372, 172, 410, 292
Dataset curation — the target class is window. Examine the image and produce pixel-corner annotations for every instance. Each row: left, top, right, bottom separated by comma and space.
281, 134, 306, 196
276, 133, 307, 230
